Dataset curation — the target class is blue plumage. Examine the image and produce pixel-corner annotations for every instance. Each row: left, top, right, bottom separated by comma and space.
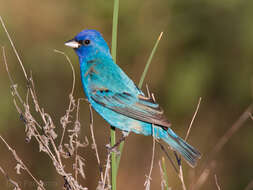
65, 29, 201, 167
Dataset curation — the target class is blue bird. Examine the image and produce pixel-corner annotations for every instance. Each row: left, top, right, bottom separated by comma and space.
65, 29, 201, 167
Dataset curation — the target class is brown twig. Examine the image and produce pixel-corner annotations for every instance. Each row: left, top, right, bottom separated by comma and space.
54, 49, 76, 148
144, 125, 156, 190
178, 165, 187, 190
172, 97, 202, 190
3, 45, 58, 164
2, 46, 24, 105
74, 99, 81, 181
0, 16, 28, 80
185, 97, 202, 141
101, 153, 111, 190
88, 104, 104, 182
1, 16, 90, 190
0, 166, 21, 190
0, 135, 46, 190
209, 104, 253, 160
73, 98, 88, 180
158, 160, 166, 190
214, 174, 221, 190
192, 104, 253, 190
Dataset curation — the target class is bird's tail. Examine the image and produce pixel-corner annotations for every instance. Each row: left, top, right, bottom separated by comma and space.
157, 127, 201, 167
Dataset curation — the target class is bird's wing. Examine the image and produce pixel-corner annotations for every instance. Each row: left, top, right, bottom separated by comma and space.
90, 88, 171, 129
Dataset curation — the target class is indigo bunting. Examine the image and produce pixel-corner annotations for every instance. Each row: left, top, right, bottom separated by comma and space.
65, 29, 201, 167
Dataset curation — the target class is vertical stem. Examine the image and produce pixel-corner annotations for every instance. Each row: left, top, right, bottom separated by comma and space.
110, 127, 117, 190
116, 32, 163, 171
111, 0, 120, 190
111, 0, 119, 61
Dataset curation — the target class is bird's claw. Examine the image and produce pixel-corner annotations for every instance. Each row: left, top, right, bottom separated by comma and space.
106, 144, 120, 155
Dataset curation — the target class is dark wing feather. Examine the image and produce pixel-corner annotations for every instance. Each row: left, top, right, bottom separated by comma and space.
91, 89, 171, 129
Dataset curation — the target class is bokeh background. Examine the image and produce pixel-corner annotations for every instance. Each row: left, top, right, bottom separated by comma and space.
0, 0, 253, 189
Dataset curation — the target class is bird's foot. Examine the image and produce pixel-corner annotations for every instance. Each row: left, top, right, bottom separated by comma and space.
106, 131, 128, 155
106, 144, 120, 155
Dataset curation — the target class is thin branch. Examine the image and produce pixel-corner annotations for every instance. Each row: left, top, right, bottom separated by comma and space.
88, 104, 103, 182
54, 49, 76, 148
214, 174, 221, 190
159, 157, 169, 190
209, 104, 253, 160
173, 150, 187, 190
191, 161, 215, 190
72, 98, 87, 180
54, 49, 76, 96
0, 166, 21, 190
185, 97, 202, 141
13, 97, 58, 163
178, 165, 187, 190
164, 97, 202, 190
74, 99, 81, 181
192, 104, 253, 190
0, 16, 28, 80
159, 161, 166, 190
2, 46, 14, 84
2, 17, 88, 190
0, 135, 45, 190
144, 125, 156, 190
102, 153, 111, 190
209, 104, 253, 159
159, 97, 201, 190
2, 46, 24, 105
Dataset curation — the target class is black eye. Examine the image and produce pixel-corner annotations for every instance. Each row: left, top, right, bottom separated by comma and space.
83, 39, 90, 46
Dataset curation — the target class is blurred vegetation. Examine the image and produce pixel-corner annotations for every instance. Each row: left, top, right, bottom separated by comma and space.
0, 0, 253, 190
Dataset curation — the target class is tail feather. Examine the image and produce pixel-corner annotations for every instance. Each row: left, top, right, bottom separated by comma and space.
158, 128, 201, 167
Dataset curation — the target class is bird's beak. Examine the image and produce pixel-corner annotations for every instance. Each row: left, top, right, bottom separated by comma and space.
65, 39, 81, 49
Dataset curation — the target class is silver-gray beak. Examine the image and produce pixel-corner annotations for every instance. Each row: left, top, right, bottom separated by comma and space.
65, 39, 80, 48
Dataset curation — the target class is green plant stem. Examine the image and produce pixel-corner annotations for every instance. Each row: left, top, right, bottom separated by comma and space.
110, 127, 116, 190
111, 0, 119, 190
115, 32, 164, 172
115, 139, 124, 172
111, 0, 119, 61
138, 32, 163, 88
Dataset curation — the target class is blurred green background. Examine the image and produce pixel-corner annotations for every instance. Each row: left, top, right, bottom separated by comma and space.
0, 0, 253, 189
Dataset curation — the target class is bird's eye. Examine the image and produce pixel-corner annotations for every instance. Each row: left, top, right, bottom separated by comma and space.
82, 39, 91, 46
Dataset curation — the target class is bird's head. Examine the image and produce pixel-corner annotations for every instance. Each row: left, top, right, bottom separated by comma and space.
65, 29, 110, 59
